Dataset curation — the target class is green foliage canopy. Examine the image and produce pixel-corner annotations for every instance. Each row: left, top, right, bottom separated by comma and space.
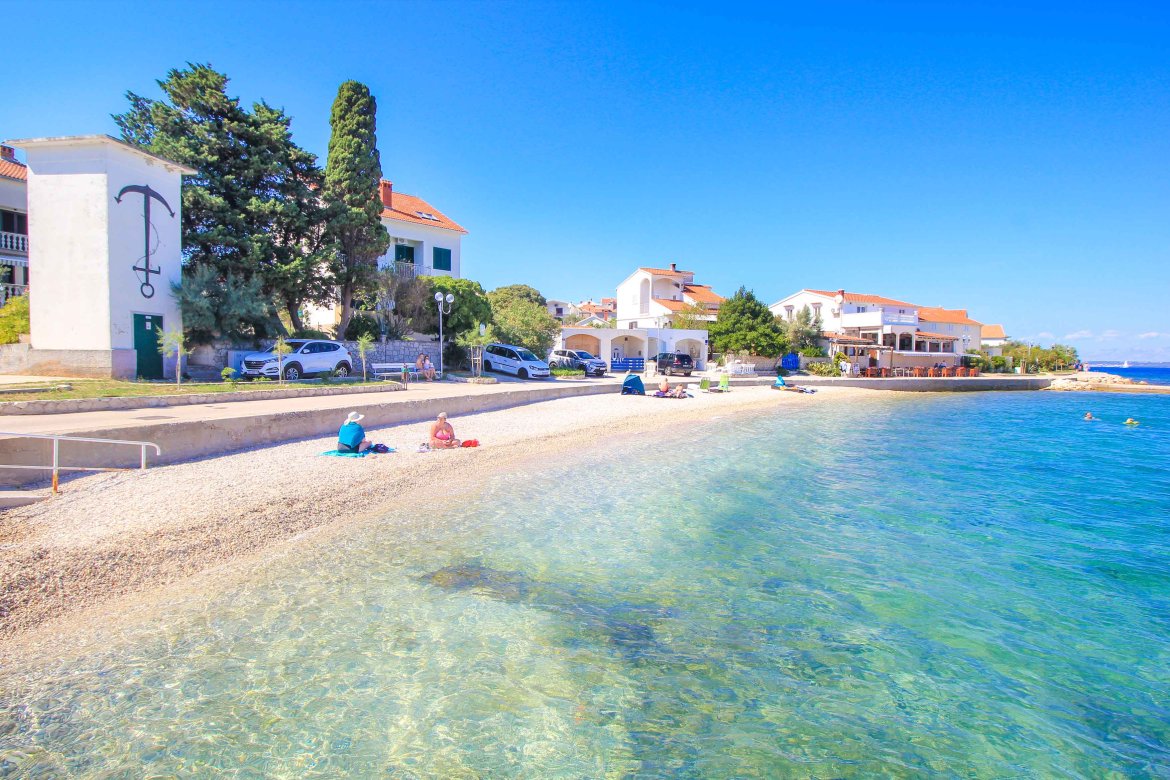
489, 299, 560, 356
708, 286, 788, 357
421, 276, 493, 337
785, 305, 823, 352
487, 284, 546, 310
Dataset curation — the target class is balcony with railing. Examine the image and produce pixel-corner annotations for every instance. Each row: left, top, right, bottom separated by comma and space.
840, 310, 918, 328
0, 231, 28, 254
390, 261, 431, 279
1, 283, 28, 306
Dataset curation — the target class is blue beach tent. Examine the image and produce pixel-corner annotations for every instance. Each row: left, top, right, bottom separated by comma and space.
621, 374, 646, 395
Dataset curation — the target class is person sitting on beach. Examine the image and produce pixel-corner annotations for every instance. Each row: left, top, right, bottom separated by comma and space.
338, 411, 372, 453
417, 353, 437, 381
430, 412, 461, 448
659, 377, 671, 394
1083, 412, 1096, 420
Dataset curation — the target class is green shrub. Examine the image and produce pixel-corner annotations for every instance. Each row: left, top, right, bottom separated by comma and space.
990, 355, 1008, 373
221, 367, 238, 385
343, 314, 380, 341
551, 366, 585, 377
798, 346, 826, 357
292, 328, 331, 340
806, 361, 841, 377
0, 294, 30, 345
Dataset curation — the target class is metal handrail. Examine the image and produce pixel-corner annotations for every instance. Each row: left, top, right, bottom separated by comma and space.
0, 431, 161, 493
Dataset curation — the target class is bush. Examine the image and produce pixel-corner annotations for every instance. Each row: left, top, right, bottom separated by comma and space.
806, 361, 841, 377
990, 356, 1008, 373
798, 346, 826, 357
0, 294, 30, 345
292, 328, 331, 340
343, 314, 380, 341
221, 367, 238, 385
551, 366, 585, 377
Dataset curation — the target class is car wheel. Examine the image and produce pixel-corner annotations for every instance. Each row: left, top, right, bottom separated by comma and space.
665, 366, 673, 376
335, 363, 350, 377
519, 368, 529, 379
484, 360, 492, 372
283, 363, 302, 381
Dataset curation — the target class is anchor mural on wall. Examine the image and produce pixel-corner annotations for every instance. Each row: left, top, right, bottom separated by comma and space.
115, 184, 175, 299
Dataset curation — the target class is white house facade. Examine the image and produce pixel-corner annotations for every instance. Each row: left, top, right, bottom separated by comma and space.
615, 264, 723, 329
770, 289, 972, 372
374, 180, 466, 280
557, 326, 710, 372
0, 145, 29, 302
981, 324, 1008, 356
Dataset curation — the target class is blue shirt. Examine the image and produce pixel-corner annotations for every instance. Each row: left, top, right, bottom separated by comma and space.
338, 422, 365, 449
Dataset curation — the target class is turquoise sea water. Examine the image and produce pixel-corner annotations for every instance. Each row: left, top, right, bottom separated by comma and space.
2, 391, 1169, 778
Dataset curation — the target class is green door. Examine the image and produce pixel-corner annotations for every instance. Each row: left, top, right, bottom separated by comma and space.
134, 314, 164, 379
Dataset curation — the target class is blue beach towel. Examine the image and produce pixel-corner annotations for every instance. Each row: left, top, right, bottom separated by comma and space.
321, 449, 370, 458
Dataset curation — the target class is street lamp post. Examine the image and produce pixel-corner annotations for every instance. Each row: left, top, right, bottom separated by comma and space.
434, 291, 455, 377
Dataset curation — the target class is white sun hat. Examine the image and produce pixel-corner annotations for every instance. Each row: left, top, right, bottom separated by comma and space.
345, 411, 365, 424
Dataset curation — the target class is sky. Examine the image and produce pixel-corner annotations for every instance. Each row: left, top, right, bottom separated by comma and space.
4, 0, 1169, 360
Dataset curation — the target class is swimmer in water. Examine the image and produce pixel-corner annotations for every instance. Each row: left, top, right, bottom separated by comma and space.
1083, 412, 1095, 420
1124, 418, 1139, 426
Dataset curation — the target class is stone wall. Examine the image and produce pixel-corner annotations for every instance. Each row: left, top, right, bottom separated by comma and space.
191, 339, 443, 372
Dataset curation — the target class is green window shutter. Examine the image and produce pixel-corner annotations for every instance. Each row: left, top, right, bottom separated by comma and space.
433, 247, 452, 272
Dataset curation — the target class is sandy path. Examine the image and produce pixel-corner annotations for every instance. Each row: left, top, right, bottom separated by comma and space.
0, 385, 866, 648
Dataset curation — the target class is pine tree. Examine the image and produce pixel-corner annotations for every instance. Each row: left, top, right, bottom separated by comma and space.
323, 81, 391, 339
708, 286, 788, 357
114, 63, 328, 341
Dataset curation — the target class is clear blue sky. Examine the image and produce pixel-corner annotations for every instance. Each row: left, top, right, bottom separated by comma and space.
5, 1, 1168, 360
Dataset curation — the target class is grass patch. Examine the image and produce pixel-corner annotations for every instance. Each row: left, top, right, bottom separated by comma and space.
550, 366, 586, 377
0, 379, 393, 403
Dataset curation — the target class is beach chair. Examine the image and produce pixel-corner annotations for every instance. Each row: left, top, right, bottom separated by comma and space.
718, 373, 730, 392
698, 376, 711, 392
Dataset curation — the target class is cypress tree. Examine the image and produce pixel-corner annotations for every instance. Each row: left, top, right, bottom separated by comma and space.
323, 81, 391, 339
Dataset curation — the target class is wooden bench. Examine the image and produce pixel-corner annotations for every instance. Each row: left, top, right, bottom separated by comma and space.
371, 362, 419, 383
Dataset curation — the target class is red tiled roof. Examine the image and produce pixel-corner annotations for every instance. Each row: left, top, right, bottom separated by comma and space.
379, 180, 466, 233
981, 324, 1006, 339
806, 289, 919, 308
918, 306, 982, 326
640, 266, 693, 276
682, 284, 724, 304
652, 298, 691, 312
0, 159, 27, 181
915, 330, 960, 340
822, 331, 880, 346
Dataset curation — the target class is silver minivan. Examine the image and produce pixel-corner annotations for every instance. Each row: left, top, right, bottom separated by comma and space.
482, 343, 550, 379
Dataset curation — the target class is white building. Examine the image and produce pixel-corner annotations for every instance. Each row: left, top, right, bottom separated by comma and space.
7, 135, 194, 378
305, 179, 467, 332
615, 264, 723, 329
556, 326, 710, 372
770, 289, 972, 372
374, 180, 466, 279
0, 145, 29, 302
545, 299, 580, 321
981, 324, 1008, 356
917, 306, 983, 356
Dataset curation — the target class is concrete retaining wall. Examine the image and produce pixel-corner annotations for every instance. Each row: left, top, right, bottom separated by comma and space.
0, 381, 619, 488
792, 375, 1053, 391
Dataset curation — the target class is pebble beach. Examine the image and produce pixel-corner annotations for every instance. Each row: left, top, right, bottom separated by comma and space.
0, 384, 867, 651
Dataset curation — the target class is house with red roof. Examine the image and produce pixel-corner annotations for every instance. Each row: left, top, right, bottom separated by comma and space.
769, 288, 989, 372
375, 180, 467, 279
0, 144, 29, 300
615, 263, 724, 329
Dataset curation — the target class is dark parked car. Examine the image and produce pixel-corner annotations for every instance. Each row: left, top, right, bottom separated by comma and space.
548, 349, 607, 375
653, 352, 694, 376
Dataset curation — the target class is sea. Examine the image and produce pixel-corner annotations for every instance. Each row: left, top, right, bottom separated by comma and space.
1, 391, 1168, 778
1089, 364, 1170, 386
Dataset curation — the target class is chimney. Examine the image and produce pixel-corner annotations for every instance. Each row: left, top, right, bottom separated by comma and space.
670, 262, 677, 272
0, 146, 15, 162
379, 180, 393, 209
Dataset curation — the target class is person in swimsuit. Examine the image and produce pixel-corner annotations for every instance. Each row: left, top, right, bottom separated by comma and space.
430, 412, 461, 448
338, 411, 372, 453
417, 353, 436, 381
1083, 412, 1095, 420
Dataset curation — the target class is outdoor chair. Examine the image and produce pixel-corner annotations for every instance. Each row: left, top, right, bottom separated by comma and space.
698, 376, 712, 392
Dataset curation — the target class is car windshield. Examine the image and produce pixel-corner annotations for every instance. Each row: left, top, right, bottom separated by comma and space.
267, 341, 307, 353
516, 348, 539, 361
574, 351, 596, 359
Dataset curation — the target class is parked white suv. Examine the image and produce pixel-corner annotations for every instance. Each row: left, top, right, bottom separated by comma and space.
240, 339, 354, 381
483, 343, 550, 379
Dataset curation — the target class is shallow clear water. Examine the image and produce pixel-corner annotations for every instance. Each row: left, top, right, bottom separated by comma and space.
2, 391, 1169, 778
